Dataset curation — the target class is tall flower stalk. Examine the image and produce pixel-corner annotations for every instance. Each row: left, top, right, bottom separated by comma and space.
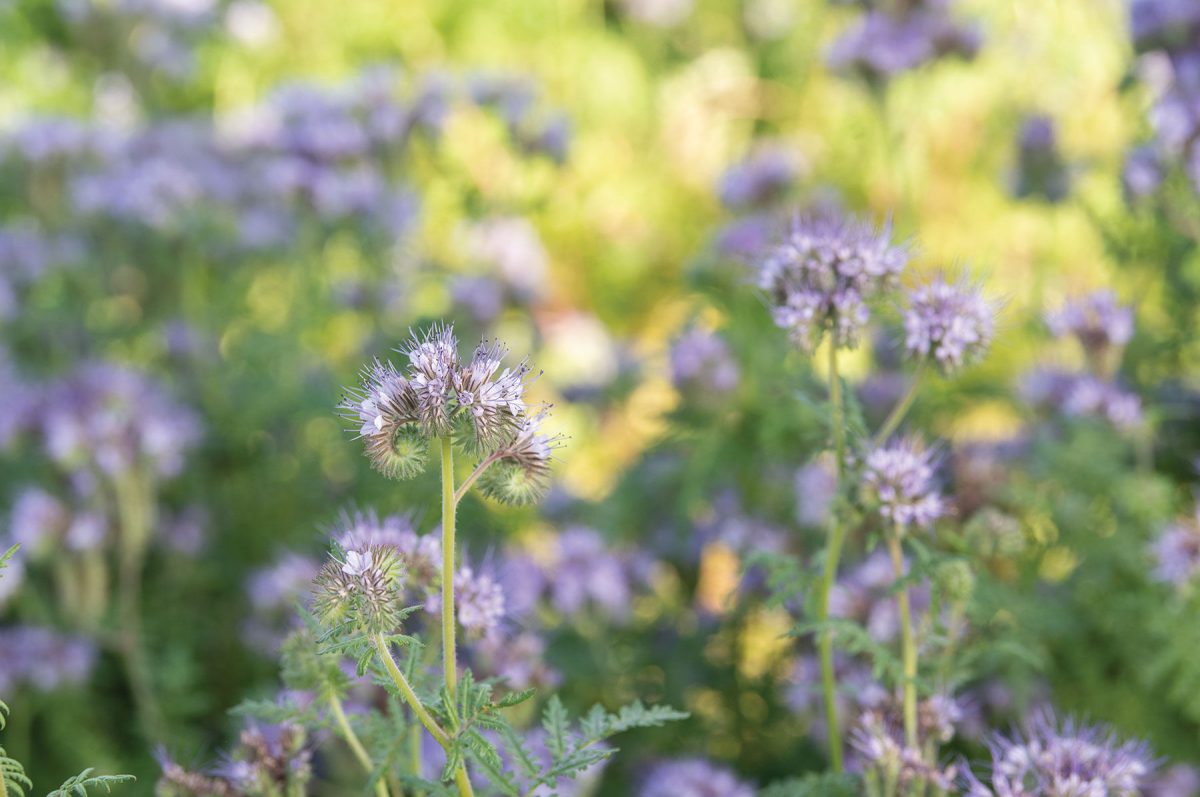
754, 211, 909, 771
329, 324, 558, 796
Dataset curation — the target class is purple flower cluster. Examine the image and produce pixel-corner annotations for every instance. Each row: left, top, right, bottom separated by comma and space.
717, 147, 801, 211
669, 327, 741, 398
862, 437, 946, 532
21, 362, 202, 482
639, 757, 755, 797
1124, 1, 1200, 195
0, 625, 96, 693
828, 0, 981, 84
539, 526, 654, 622
850, 694, 963, 790
1020, 369, 1144, 431
904, 275, 996, 374
962, 710, 1155, 796
8, 486, 107, 558
1150, 505, 1200, 588
343, 326, 560, 503
755, 211, 909, 351
1046, 291, 1135, 360
158, 721, 313, 795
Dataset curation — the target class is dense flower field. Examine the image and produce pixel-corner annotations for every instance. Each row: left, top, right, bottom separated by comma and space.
2, 0, 1200, 795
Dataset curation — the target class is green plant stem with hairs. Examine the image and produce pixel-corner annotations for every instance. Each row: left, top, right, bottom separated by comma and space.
886, 532, 919, 749
440, 438, 458, 701
873, 362, 926, 447
329, 695, 390, 797
816, 343, 848, 772
371, 633, 475, 797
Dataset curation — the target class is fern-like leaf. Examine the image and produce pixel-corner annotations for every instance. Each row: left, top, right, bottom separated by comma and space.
45, 769, 134, 796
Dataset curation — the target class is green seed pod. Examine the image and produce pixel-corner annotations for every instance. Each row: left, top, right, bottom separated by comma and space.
933, 559, 975, 604
479, 460, 549, 505
370, 423, 428, 480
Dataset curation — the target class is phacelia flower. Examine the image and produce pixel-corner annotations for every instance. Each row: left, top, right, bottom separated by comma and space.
851, 702, 959, 793
342, 325, 547, 487
313, 544, 405, 632
453, 564, 506, 637
962, 710, 1155, 797
639, 758, 755, 797
244, 552, 320, 654
756, 211, 909, 351
542, 526, 652, 623
468, 631, 561, 692
830, 549, 933, 644
478, 407, 563, 505
1019, 368, 1144, 431
862, 437, 945, 532
0, 626, 96, 694
1046, 291, 1134, 360
904, 275, 996, 373
828, 4, 981, 84
1150, 507, 1200, 588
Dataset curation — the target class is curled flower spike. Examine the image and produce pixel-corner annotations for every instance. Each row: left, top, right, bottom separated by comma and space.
755, 211, 909, 351
478, 406, 563, 505
903, 275, 996, 374
862, 437, 945, 533
313, 545, 405, 632
341, 359, 425, 480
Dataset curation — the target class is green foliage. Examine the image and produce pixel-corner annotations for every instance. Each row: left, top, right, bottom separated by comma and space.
760, 773, 862, 797
44, 770, 135, 797
1, 742, 33, 797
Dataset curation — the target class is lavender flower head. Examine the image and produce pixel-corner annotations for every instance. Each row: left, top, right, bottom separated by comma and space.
862, 437, 945, 533
1046, 291, 1134, 360
453, 564, 506, 637
756, 211, 909, 351
1150, 506, 1200, 588
639, 758, 755, 797
669, 327, 740, 397
37, 362, 202, 482
0, 625, 96, 694
828, 2, 981, 84
342, 325, 559, 503
543, 526, 652, 623
851, 695, 962, 791
904, 275, 996, 374
962, 710, 1155, 796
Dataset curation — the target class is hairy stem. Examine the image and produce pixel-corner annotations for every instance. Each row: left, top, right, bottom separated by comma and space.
440, 438, 458, 701
371, 635, 475, 797
816, 343, 847, 772
887, 533, 919, 749
329, 696, 390, 797
454, 453, 500, 505
873, 361, 926, 447
113, 472, 165, 742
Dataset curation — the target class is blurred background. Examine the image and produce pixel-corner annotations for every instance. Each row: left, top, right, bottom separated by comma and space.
3, 0, 1200, 792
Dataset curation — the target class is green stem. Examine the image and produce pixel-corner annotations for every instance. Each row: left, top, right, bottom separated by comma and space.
329, 696, 390, 797
816, 343, 847, 772
873, 362, 926, 447
113, 472, 165, 742
371, 634, 476, 797
440, 438, 458, 701
887, 534, 919, 749
453, 453, 500, 506
372, 634, 448, 747
409, 723, 423, 797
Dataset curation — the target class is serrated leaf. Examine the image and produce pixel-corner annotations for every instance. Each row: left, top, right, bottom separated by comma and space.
541, 696, 568, 758
496, 687, 536, 709
45, 769, 135, 796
